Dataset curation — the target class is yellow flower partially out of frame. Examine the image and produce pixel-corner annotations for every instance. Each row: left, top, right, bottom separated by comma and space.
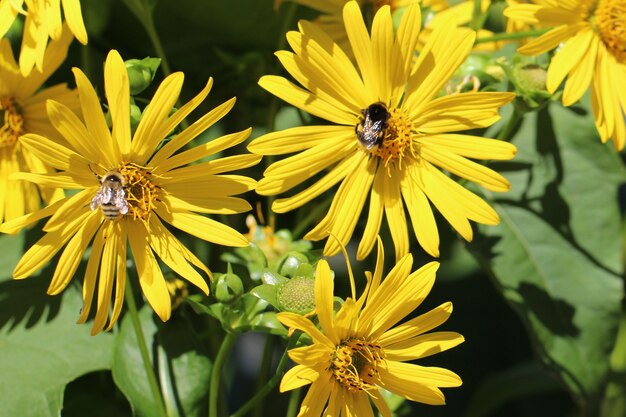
249, 1, 516, 260
0, 50, 260, 334
505, 0, 626, 149
0, 23, 76, 224
0, 0, 88, 75
278, 240, 463, 415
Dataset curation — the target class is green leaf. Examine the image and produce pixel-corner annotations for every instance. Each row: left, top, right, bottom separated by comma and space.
112, 305, 212, 417
0, 279, 114, 417
0, 231, 24, 282
465, 361, 563, 417
471, 100, 625, 407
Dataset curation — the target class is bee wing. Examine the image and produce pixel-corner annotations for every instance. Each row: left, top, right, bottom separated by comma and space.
360, 119, 384, 150
90, 186, 113, 210
113, 187, 129, 215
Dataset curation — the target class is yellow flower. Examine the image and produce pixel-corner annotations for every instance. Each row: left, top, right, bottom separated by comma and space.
277, 241, 463, 415
505, 0, 626, 149
0, 23, 76, 224
0, 0, 88, 75
1, 50, 260, 334
249, 1, 516, 260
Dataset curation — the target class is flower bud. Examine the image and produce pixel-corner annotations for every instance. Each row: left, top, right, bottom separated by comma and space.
214, 270, 244, 303
277, 276, 316, 315
125, 57, 161, 95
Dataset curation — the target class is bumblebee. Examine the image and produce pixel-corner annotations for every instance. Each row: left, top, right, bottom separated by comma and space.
355, 102, 390, 150
90, 170, 129, 220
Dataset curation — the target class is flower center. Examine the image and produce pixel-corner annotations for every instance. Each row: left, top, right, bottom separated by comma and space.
0, 97, 25, 148
356, 103, 415, 167
117, 162, 160, 222
329, 339, 383, 392
594, 0, 626, 63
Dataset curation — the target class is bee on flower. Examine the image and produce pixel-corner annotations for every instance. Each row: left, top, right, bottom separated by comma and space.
0, 50, 261, 334
249, 1, 517, 260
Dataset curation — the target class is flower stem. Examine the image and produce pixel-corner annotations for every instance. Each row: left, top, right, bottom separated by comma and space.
470, 0, 482, 31
293, 195, 333, 238
142, 16, 173, 77
210, 332, 237, 417
497, 107, 524, 140
229, 335, 299, 417
251, 335, 276, 417
475, 29, 549, 44
125, 279, 168, 417
285, 388, 302, 417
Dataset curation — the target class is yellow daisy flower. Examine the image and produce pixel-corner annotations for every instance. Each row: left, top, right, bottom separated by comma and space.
277, 241, 463, 415
505, 0, 626, 149
0, 23, 76, 224
0, 50, 260, 334
0, 0, 88, 75
249, 1, 516, 260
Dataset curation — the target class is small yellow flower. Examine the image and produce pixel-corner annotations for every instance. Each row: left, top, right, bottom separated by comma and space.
0, 23, 76, 224
278, 241, 463, 415
1, 50, 260, 334
249, 1, 516, 260
505, 0, 626, 149
0, 0, 88, 75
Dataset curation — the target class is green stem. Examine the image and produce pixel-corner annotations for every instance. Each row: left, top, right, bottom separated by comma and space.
497, 107, 524, 140
229, 335, 299, 417
285, 388, 302, 417
125, 279, 168, 417
475, 29, 550, 44
293, 195, 333, 238
470, 0, 482, 31
251, 335, 276, 417
210, 332, 237, 417
141, 12, 173, 77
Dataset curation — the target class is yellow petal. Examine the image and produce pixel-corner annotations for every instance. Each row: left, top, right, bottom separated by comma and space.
104, 50, 131, 155
77, 221, 107, 324
394, 2, 421, 101
420, 144, 512, 192
343, 0, 377, 103
417, 133, 517, 160
132, 72, 184, 164
380, 302, 453, 345
0, 197, 66, 234
48, 210, 101, 295
370, 5, 394, 102
401, 165, 439, 257
259, 75, 354, 125
106, 222, 127, 331
562, 34, 598, 106
154, 128, 251, 174
315, 259, 338, 343
61, 0, 87, 43
323, 155, 376, 256
518, 22, 587, 56
155, 203, 249, 247
148, 215, 210, 294
71, 67, 119, 166
92, 222, 118, 334
248, 125, 353, 155
546, 27, 593, 93
277, 312, 334, 348
272, 153, 360, 213
384, 331, 464, 361
127, 220, 171, 322
280, 365, 318, 392
357, 167, 384, 260
378, 361, 461, 404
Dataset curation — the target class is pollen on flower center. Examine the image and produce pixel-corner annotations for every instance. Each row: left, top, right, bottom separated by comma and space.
117, 162, 160, 221
363, 106, 415, 167
329, 339, 383, 392
594, 0, 626, 63
0, 97, 24, 148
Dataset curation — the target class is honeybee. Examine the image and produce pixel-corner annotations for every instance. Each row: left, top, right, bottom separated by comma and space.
90, 170, 129, 220
355, 102, 390, 150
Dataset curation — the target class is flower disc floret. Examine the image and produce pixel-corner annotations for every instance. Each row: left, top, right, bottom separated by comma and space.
0, 97, 24, 147
117, 162, 160, 222
330, 339, 384, 393
595, 0, 626, 63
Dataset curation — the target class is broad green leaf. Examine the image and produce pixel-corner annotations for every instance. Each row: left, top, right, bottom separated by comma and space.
471, 100, 625, 407
0, 231, 24, 282
465, 361, 563, 417
0, 279, 114, 417
112, 305, 212, 417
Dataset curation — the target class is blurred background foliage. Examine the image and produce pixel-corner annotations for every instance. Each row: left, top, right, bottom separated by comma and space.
0, 0, 624, 416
